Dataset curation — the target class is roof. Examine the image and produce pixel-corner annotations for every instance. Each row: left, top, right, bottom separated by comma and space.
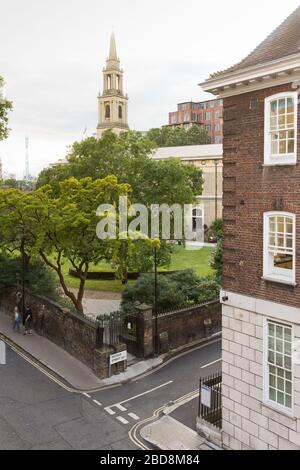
211, 5, 300, 79
151, 144, 223, 161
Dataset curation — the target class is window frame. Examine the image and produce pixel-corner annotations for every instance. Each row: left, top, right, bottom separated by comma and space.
263, 318, 294, 416
263, 212, 296, 285
264, 92, 298, 165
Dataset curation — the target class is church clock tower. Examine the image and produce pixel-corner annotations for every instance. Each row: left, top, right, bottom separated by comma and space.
96, 32, 129, 138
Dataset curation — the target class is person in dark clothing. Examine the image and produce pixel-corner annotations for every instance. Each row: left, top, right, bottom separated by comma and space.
24, 305, 33, 335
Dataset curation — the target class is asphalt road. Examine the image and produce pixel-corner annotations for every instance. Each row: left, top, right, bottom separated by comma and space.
0, 338, 221, 450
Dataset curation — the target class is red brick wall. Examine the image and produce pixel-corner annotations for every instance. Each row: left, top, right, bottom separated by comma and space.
223, 82, 300, 308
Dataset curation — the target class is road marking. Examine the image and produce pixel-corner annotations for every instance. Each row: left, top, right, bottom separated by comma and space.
115, 404, 127, 412
128, 412, 140, 421
113, 380, 173, 408
201, 358, 222, 369
93, 399, 102, 406
104, 406, 116, 415
83, 393, 91, 398
116, 416, 129, 425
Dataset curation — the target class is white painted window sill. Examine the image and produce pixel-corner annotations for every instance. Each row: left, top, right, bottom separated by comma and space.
261, 276, 297, 287
262, 163, 297, 167
262, 402, 296, 420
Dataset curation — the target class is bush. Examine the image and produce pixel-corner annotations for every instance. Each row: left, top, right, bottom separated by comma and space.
0, 255, 61, 301
121, 269, 220, 313
211, 239, 222, 281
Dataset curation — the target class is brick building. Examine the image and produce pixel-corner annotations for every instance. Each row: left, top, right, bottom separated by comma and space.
202, 6, 300, 450
168, 99, 223, 144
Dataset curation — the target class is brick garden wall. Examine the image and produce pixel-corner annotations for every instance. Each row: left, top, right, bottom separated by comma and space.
156, 300, 221, 350
0, 288, 126, 379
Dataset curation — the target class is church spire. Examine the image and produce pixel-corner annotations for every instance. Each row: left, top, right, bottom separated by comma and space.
96, 32, 129, 139
109, 31, 118, 61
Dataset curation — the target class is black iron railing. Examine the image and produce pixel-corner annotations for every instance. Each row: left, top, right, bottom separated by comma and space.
198, 373, 222, 429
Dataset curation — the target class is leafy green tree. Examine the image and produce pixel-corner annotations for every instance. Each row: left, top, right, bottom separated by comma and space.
0, 177, 131, 312
186, 125, 211, 145
37, 131, 203, 207
147, 125, 211, 147
0, 76, 12, 141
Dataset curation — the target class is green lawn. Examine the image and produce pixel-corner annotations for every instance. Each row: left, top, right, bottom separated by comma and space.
58, 246, 214, 293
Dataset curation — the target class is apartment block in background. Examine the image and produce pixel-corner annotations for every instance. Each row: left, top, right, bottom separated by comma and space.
202, 6, 300, 450
168, 99, 223, 144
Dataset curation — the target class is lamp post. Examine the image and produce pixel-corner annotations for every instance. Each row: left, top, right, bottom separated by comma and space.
153, 245, 159, 356
20, 225, 26, 325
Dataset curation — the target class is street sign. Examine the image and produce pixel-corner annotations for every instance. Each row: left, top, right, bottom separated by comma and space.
109, 350, 127, 366
201, 384, 211, 408
0, 340, 6, 365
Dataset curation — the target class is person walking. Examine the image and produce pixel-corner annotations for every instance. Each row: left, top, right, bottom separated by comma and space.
24, 305, 33, 335
13, 306, 21, 333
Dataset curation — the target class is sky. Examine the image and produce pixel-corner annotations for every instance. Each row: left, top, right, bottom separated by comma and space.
1, 0, 300, 178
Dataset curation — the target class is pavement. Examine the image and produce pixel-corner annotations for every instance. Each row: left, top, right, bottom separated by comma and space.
140, 415, 212, 450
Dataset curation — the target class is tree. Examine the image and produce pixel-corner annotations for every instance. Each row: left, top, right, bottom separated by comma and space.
37, 131, 203, 207
0, 76, 12, 141
147, 125, 211, 147
186, 125, 211, 145
0, 177, 131, 313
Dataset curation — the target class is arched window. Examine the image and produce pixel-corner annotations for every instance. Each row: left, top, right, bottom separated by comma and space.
105, 104, 110, 119
118, 105, 123, 119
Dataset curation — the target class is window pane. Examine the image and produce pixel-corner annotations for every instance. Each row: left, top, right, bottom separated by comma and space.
287, 98, 294, 113
288, 140, 294, 154
287, 114, 294, 127
276, 340, 283, 353
278, 115, 285, 128
279, 141, 287, 154
285, 381, 292, 395
278, 99, 286, 114
269, 388, 276, 401
269, 324, 275, 337
271, 141, 278, 154
285, 395, 292, 408
277, 377, 285, 392
270, 100, 278, 116
284, 356, 291, 370
270, 374, 276, 387
284, 328, 292, 342
277, 391, 285, 405
276, 326, 283, 339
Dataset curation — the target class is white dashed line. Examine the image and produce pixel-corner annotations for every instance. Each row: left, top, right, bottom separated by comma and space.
93, 399, 102, 406
104, 407, 116, 415
83, 393, 91, 398
115, 404, 127, 412
201, 358, 222, 369
128, 412, 140, 421
116, 416, 129, 425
